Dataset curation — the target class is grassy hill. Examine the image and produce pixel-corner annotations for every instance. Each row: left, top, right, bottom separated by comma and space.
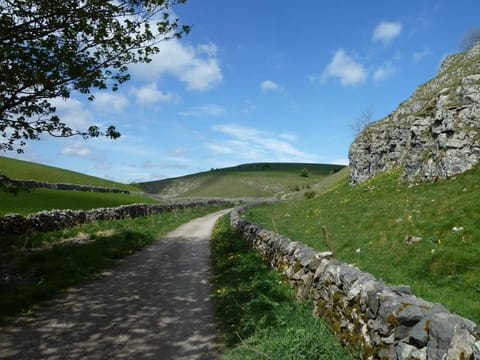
0, 156, 157, 215
139, 162, 345, 200
246, 164, 480, 324
0, 156, 138, 191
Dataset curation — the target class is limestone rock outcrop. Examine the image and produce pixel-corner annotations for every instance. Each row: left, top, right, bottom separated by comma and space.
349, 43, 480, 184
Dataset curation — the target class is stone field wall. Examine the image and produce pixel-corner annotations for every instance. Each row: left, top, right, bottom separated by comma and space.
231, 206, 480, 360
0, 200, 232, 235
0, 178, 131, 194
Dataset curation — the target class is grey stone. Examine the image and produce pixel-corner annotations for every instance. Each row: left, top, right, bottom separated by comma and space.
473, 340, 480, 360
395, 342, 417, 360
349, 43, 480, 184
427, 313, 478, 360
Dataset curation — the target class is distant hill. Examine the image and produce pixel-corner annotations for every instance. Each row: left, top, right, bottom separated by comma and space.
0, 156, 138, 192
139, 162, 346, 200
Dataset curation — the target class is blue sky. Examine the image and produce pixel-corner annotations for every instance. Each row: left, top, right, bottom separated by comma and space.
7, 0, 480, 183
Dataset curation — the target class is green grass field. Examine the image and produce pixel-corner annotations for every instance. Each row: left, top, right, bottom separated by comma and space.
0, 156, 138, 191
246, 165, 480, 324
139, 162, 345, 199
0, 156, 158, 215
0, 188, 158, 215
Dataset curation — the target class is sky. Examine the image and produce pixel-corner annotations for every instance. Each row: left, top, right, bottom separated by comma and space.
6, 0, 480, 183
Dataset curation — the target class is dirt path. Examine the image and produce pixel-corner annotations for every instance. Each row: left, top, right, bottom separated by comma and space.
0, 209, 232, 360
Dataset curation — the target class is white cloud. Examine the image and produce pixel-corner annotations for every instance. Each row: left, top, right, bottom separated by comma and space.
179, 104, 225, 117
260, 80, 282, 92
206, 143, 234, 154
130, 40, 222, 91
413, 48, 432, 62
373, 62, 398, 81
372, 21, 403, 45
131, 83, 177, 104
279, 133, 298, 142
212, 124, 318, 162
50, 98, 92, 130
169, 146, 188, 156
322, 49, 367, 86
93, 92, 129, 113
61, 142, 91, 157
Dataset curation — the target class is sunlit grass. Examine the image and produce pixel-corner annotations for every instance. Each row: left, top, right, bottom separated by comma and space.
247, 166, 480, 324
211, 215, 356, 359
0, 188, 159, 215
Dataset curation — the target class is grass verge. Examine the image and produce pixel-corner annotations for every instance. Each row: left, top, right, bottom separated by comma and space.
247, 165, 480, 324
0, 204, 227, 322
210, 215, 355, 359
0, 188, 159, 215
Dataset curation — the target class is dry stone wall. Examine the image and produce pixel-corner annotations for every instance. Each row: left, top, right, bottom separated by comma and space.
0, 178, 130, 194
0, 200, 232, 235
231, 207, 480, 359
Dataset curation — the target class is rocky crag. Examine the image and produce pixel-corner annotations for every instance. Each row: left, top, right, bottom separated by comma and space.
349, 43, 480, 184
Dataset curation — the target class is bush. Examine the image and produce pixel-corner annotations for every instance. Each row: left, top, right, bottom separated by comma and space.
304, 190, 316, 199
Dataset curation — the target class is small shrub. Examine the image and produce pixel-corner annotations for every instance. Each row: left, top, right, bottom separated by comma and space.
300, 168, 310, 177
304, 190, 316, 199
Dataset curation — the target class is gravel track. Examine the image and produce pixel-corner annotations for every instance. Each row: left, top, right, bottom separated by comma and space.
0, 209, 232, 360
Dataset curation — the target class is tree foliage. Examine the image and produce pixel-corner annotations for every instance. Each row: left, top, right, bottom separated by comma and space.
0, 0, 190, 152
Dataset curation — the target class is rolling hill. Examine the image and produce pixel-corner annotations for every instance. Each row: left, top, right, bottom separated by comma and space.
0, 156, 156, 215
138, 162, 346, 200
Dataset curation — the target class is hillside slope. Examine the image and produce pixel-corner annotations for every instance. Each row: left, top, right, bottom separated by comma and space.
349, 43, 480, 184
0, 156, 138, 191
139, 163, 345, 200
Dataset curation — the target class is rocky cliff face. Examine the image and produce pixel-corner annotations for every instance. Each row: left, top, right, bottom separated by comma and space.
349, 43, 480, 184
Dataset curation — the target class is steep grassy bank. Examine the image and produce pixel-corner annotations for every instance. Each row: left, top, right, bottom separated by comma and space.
211, 215, 355, 359
247, 165, 480, 324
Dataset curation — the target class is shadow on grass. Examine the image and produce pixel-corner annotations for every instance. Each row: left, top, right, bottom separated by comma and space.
0, 230, 154, 322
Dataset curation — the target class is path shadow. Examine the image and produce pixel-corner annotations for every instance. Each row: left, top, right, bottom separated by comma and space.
0, 232, 219, 360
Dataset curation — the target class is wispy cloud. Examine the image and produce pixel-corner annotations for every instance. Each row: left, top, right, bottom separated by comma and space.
373, 62, 398, 81
260, 80, 283, 92
412, 48, 432, 62
321, 49, 367, 86
169, 146, 188, 157
211, 124, 318, 162
61, 142, 91, 157
372, 21, 403, 46
179, 104, 226, 117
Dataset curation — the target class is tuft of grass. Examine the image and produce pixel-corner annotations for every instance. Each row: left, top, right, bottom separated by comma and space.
0, 204, 228, 322
210, 215, 355, 359
0, 188, 159, 215
247, 165, 480, 324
